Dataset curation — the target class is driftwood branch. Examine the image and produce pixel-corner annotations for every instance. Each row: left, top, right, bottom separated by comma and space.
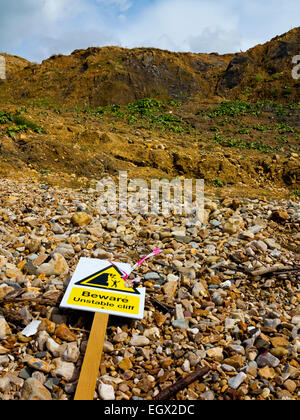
225, 261, 300, 278
250, 265, 300, 277
148, 296, 175, 315
155, 366, 210, 400
0, 291, 63, 307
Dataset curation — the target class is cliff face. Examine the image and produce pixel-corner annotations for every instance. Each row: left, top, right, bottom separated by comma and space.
0, 29, 299, 196
1, 27, 299, 107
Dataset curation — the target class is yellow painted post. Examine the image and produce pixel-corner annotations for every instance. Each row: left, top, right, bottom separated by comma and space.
74, 312, 109, 400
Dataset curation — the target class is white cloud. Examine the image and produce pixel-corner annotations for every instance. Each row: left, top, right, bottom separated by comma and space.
118, 0, 241, 52
0, 0, 299, 61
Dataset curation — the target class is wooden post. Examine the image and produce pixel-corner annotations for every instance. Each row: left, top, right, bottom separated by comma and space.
74, 312, 109, 400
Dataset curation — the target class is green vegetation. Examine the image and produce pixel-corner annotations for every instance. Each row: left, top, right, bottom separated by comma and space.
82, 98, 192, 134
0, 110, 43, 137
212, 178, 224, 188
196, 100, 300, 119
291, 189, 300, 198
211, 131, 281, 154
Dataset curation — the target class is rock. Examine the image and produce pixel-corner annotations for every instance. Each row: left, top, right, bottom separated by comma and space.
223, 216, 244, 234
119, 357, 133, 371
0, 284, 15, 299
98, 383, 115, 400
206, 347, 224, 361
55, 243, 75, 259
162, 281, 178, 296
256, 352, 280, 368
0, 375, 12, 392
284, 379, 297, 393
113, 332, 128, 343
27, 358, 52, 373
172, 319, 189, 330
71, 212, 92, 227
292, 315, 300, 326
143, 327, 160, 340
52, 223, 64, 234
37, 253, 69, 276
46, 337, 62, 357
271, 210, 290, 222
55, 324, 77, 342
270, 337, 289, 348
129, 335, 150, 347
106, 220, 118, 232
21, 378, 52, 400
228, 372, 247, 390
252, 240, 268, 253
51, 358, 77, 381
259, 366, 276, 379
63, 342, 80, 363
144, 272, 161, 281
192, 282, 209, 298
0, 316, 11, 339
103, 340, 114, 353
270, 347, 289, 358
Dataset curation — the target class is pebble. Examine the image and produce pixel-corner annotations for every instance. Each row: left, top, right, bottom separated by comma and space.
37, 253, 69, 276
228, 372, 247, 390
129, 335, 150, 347
71, 212, 92, 227
98, 383, 115, 400
21, 378, 52, 400
0, 178, 299, 401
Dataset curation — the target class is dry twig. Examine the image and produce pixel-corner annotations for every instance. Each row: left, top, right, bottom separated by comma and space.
155, 366, 210, 400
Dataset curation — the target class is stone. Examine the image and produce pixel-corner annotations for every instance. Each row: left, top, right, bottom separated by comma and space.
129, 335, 150, 347
252, 240, 268, 253
162, 281, 178, 296
228, 372, 247, 390
98, 383, 115, 400
103, 341, 114, 353
143, 327, 160, 340
271, 210, 290, 222
0, 316, 11, 339
284, 379, 297, 393
113, 332, 128, 343
144, 272, 161, 281
192, 282, 209, 298
0, 375, 12, 392
21, 378, 52, 400
256, 352, 280, 368
63, 342, 80, 363
0, 284, 15, 299
106, 220, 118, 232
259, 366, 276, 379
46, 337, 62, 357
71, 212, 92, 227
37, 253, 69, 276
172, 319, 189, 330
55, 324, 77, 342
119, 357, 133, 371
27, 358, 52, 373
223, 216, 244, 234
270, 337, 289, 348
52, 358, 76, 381
223, 355, 244, 370
55, 243, 75, 259
206, 347, 224, 361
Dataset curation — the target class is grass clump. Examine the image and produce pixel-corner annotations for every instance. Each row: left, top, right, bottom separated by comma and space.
0, 110, 43, 137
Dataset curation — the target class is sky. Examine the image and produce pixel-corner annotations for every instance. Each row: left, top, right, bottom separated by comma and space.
0, 0, 299, 62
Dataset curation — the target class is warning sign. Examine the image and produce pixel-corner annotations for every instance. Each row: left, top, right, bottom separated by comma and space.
60, 258, 145, 319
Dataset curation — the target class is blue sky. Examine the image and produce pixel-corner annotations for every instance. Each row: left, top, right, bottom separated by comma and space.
0, 0, 299, 62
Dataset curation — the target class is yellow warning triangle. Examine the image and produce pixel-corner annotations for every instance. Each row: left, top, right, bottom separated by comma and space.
75, 264, 140, 295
